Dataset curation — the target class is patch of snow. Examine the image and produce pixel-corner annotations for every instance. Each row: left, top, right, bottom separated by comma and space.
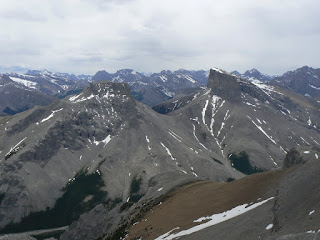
190, 117, 200, 124
72, 94, 95, 103
217, 110, 230, 137
300, 137, 310, 145
9, 76, 37, 89
309, 210, 315, 215
251, 79, 283, 96
209, 95, 223, 136
160, 142, 176, 161
155, 227, 180, 240
192, 93, 200, 101
266, 224, 273, 230
168, 130, 182, 143
202, 100, 209, 125
307, 116, 312, 126
184, 74, 196, 84
69, 93, 83, 102
248, 116, 276, 145
203, 89, 211, 96
5, 137, 27, 158
159, 75, 168, 82
309, 84, 320, 90
192, 124, 207, 150
102, 135, 112, 146
245, 102, 256, 107
280, 146, 287, 154
256, 118, 262, 124
40, 108, 63, 123
162, 88, 174, 97
270, 156, 278, 167
156, 197, 274, 240
102, 90, 115, 100
146, 135, 151, 150
211, 67, 223, 74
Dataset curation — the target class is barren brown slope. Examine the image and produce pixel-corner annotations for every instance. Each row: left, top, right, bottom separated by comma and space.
127, 169, 291, 240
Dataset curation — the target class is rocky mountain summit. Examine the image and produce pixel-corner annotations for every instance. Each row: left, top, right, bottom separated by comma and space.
0, 68, 319, 240
232, 68, 274, 82
272, 66, 320, 98
91, 69, 208, 106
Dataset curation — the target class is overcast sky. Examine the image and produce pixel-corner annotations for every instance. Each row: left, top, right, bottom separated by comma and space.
0, 0, 319, 75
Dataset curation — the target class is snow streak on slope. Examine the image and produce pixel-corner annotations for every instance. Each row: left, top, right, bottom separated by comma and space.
93, 135, 112, 146
40, 108, 63, 123
192, 124, 207, 150
217, 110, 230, 137
72, 94, 95, 103
168, 130, 182, 143
5, 137, 27, 158
69, 93, 83, 102
160, 142, 176, 161
146, 136, 151, 151
209, 96, 224, 136
202, 100, 209, 125
155, 197, 274, 240
247, 116, 276, 145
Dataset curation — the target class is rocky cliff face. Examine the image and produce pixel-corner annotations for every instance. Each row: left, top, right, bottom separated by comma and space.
207, 68, 241, 101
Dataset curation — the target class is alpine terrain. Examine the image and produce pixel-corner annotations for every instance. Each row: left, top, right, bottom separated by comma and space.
0, 68, 319, 240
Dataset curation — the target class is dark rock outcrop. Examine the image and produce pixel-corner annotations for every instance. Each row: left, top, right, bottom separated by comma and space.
207, 69, 241, 101
283, 149, 304, 168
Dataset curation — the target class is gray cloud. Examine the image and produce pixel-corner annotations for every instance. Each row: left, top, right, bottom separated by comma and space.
0, 0, 319, 75
0, 9, 47, 22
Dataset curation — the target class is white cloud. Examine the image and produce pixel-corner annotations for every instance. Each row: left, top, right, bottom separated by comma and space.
0, 0, 319, 75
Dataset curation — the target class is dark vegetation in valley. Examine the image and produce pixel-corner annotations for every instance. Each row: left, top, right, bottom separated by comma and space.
120, 176, 144, 212
229, 151, 264, 175
227, 177, 235, 182
0, 169, 109, 234
0, 193, 5, 205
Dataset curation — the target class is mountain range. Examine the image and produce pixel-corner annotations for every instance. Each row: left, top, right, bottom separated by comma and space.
0, 67, 319, 239
1, 66, 320, 118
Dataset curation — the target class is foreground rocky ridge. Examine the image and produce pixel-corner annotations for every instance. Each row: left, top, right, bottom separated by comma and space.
127, 146, 320, 240
0, 68, 319, 239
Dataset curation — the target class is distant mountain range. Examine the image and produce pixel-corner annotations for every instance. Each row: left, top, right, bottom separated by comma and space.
1, 66, 320, 116
233, 66, 320, 99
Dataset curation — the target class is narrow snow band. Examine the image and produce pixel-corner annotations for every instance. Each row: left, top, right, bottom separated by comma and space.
155, 197, 274, 240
